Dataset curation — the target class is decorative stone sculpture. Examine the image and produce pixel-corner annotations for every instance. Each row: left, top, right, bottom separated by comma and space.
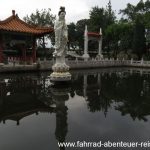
50, 7, 71, 82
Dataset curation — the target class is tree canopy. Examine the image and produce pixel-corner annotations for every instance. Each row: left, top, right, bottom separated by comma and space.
23, 8, 55, 27
23, 8, 56, 57
23, 0, 150, 59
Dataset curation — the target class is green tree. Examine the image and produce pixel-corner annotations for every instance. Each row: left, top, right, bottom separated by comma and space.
89, 1, 116, 32
76, 19, 89, 51
23, 8, 55, 27
105, 0, 116, 26
105, 22, 134, 58
133, 16, 146, 59
119, 0, 150, 58
88, 1, 116, 57
120, 3, 136, 21
23, 9, 55, 57
89, 6, 105, 32
120, 0, 150, 27
68, 22, 78, 50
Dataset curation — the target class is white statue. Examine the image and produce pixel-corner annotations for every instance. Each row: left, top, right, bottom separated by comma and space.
53, 7, 68, 57
50, 7, 71, 82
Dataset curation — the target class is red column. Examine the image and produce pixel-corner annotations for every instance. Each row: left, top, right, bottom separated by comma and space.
0, 44, 3, 63
21, 46, 26, 63
32, 37, 36, 63
24, 48, 26, 63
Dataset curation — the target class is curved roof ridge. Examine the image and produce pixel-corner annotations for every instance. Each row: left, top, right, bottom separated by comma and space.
0, 15, 15, 24
0, 10, 54, 35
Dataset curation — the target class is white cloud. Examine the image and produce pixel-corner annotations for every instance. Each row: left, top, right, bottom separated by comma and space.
0, 0, 144, 23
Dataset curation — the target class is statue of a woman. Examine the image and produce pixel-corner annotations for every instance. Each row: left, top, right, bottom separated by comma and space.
50, 7, 71, 82
53, 7, 68, 57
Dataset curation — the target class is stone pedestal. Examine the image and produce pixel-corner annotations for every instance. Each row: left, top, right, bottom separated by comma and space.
50, 56, 71, 82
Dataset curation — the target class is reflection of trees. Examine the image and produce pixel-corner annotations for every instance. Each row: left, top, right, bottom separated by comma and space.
72, 73, 113, 116
86, 75, 112, 115
87, 90, 111, 117
115, 101, 150, 122
0, 75, 69, 150
70, 75, 83, 97
100, 73, 150, 121
112, 75, 150, 121
0, 75, 55, 125
1, 70, 150, 126
72, 71, 150, 121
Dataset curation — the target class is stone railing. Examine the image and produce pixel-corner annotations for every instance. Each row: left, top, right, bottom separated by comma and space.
38, 58, 150, 69
1, 58, 150, 73
67, 60, 124, 69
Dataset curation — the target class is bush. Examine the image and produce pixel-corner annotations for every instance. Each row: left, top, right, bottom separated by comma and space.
142, 54, 150, 61
117, 51, 129, 60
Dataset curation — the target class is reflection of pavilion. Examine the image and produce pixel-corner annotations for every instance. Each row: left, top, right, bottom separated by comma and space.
0, 76, 69, 150
1, 70, 150, 149
0, 100, 55, 125
0, 76, 54, 124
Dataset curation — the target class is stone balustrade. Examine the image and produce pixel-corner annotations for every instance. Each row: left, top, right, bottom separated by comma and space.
1, 58, 150, 73
33, 58, 150, 69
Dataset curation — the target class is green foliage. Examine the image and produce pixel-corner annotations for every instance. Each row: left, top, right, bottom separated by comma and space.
130, 54, 139, 60
23, 8, 56, 27
68, 23, 78, 50
119, 3, 136, 21
120, 0, 150, 27
76, 19, 89, 50
89, 6, 106, 32
71, 1, 116, 52
105, 22, 134, 56
133, 16, 146, 59
117, 0, 150, 59
21, 1, 149, 59
117, 51, 129, 60
142, 54, 150, 60
89, 1, 116, 32
23, 8, 55, 55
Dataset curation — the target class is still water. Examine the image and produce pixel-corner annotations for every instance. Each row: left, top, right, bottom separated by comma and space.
0, 68, 150, 150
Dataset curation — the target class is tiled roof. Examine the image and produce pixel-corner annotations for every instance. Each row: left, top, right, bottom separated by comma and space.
0, 10, 53, 35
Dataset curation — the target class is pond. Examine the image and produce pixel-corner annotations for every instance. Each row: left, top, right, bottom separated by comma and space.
0, 68, 150, 150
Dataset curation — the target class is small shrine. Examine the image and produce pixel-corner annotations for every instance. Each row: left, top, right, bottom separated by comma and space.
0, 10, 53, 63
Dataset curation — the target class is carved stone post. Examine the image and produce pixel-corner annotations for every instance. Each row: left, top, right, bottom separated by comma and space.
97, 28, 103, 60
83, 25, 89, 61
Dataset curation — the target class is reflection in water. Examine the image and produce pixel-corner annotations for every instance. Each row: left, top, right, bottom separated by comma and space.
0, 69, 150, 149
51, 85, 69, 149
0, 75, 70, 150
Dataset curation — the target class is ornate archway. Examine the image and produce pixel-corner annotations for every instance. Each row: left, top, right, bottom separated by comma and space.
83, 25, 103, 60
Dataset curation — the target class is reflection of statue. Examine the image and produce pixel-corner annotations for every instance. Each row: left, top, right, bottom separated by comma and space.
53, 7, 68, 57
50, 7, 71, 82
50, 85, 70, 150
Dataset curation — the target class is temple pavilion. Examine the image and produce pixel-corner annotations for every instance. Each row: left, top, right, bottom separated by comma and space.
0, 10, 53, 63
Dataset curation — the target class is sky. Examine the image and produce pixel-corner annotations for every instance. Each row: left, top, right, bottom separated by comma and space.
0, 0, 145, 23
